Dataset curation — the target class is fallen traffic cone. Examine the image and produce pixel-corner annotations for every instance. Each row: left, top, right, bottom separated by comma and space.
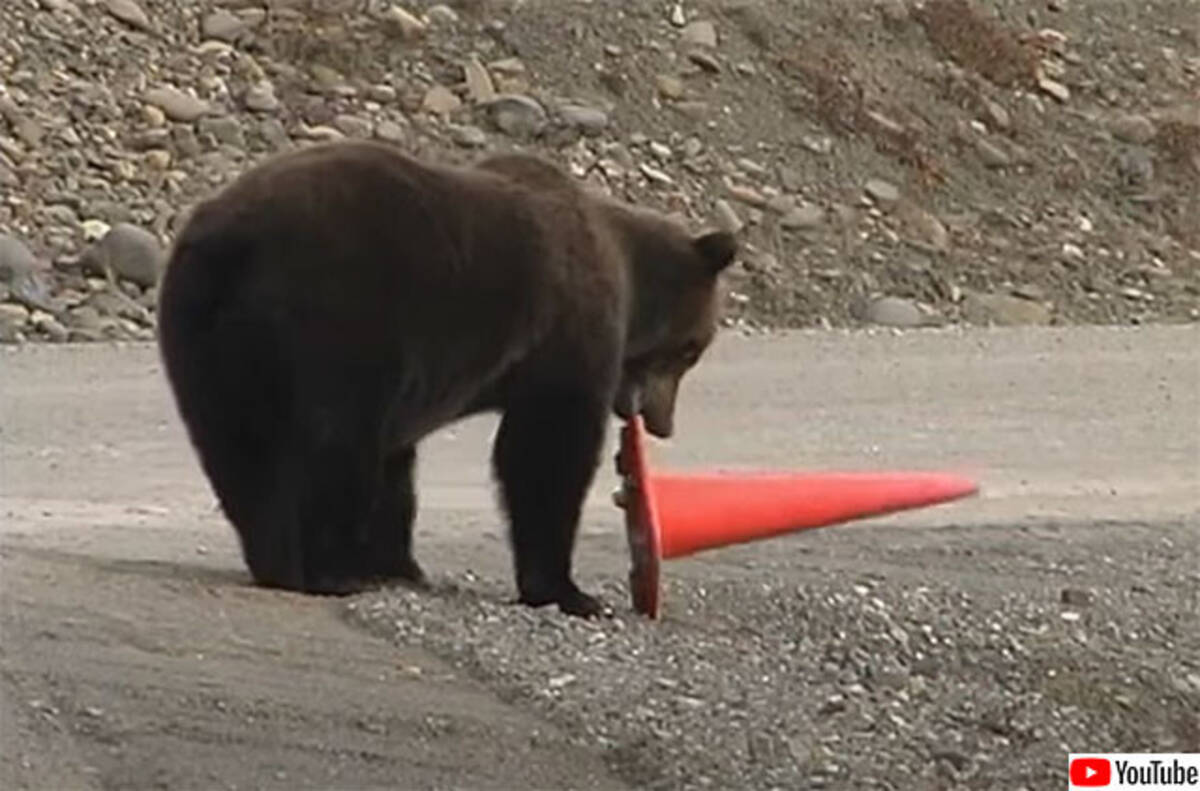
613, 416, 980, 618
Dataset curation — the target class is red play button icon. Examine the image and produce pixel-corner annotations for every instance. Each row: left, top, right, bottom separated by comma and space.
1070, 757, 1112, 787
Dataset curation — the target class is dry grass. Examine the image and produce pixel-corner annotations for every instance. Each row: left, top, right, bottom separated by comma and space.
778, 43, 946, 189
1155, 117, 1200, 176
1161, 191, 1200, 248
915, 0, 1040, 88
1153, 113, 1200, 246
260, 0, 380, 78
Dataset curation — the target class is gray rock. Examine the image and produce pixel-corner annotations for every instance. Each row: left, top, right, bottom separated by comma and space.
104, 318, 138, 340
779, 205, 824, 230
87, 201, 133, 225
1109, 113, 1156, 144
863, 296, 928, 328
201, 9, 253, 42
128, 128, 171, 151
308, 65, 348, 95
975, 137, 1011, 168
8, 269, 60, 314
687, 50, 721, 73
425, 4, 459, 27
864, 178, 900, 206
68, 326, 106, 343
463, 56, 496, 103
1116, 147, 1154, 189
714, 199, 744, 234
656, 74, 686, 100
258, 118, 289, 148
672, 100, 710, 120
333, 114, 374, 138
380, 5, 426, 39
86, 287, 151, 324
65, 304, 105, 332
375, 120, 407, 144
449, 124, 487, 148
1037, 75, 1070, 103
649, 141, 673, 162
32, 312, 69, 342
366, 84, 397, 103
0, 303, 30, 327
172, 126, 202, 158
137, 285, 158, 311
1060, 588, 1094, 607
145, 87, 210, 123
297, 125, 344, 142
681, 20, 718, 48
640, 163, 674, 186
104, 0, 151, 31
932, 748, 971, 772
0, 304, 27, 342
737, 158, 769, 178
199, 116, 245, 147
421, 85, 462, 115
0, 96, 43, 148
244, 81, 280, 113
43, 204, 79, 226
899, 206, 950, 252
801, 135, 833, 155
778, 165, 804, 193
82, 224, 164, 288
484, 94, 548, 139
766, 195, 797, 214
0, 233, 40, 283
961, 291, 1051, 326
559, 104, 609, 136
981, 98, 1010, 130
40, 0, 79, 13
671, 133, 708, 164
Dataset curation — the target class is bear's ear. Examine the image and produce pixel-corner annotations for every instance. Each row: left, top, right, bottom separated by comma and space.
693, 230, 738, 275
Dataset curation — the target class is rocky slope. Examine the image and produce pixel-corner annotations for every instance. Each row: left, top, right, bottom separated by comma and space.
1, 0, 1197, 343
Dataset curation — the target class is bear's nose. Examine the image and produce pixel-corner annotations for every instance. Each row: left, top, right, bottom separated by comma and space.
645, 412, 673, 439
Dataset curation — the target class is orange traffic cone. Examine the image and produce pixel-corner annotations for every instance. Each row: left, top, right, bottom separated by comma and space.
613, 416, 979, 618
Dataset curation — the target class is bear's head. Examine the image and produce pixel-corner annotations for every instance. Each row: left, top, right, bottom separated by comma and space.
611, 211, 738, 438
473, 152, 738, 438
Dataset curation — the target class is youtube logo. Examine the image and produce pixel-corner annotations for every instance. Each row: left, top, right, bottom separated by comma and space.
1071, 757, 1112, 787
1068, 753, 1200, 789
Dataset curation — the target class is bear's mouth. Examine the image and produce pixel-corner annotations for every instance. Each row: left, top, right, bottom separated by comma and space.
613, 377, 676, 439
613, 379, 640, 421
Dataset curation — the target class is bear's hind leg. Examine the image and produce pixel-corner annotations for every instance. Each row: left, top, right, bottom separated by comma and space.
492, 393, 610, 617
363, 445, 429, 588
282, 386, 391, 595
235, 437, 306, 591
292, 437, 380, 594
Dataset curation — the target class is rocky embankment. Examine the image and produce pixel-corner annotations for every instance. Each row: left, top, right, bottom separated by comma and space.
1, 0, 1197, 344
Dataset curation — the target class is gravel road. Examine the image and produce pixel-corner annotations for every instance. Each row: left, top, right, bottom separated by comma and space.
2, 325, 1197, 789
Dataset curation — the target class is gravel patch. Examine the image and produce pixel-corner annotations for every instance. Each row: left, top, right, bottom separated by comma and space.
348, 518, 1200, 790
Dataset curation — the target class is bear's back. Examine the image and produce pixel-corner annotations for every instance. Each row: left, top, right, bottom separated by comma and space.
165, 142, 630, 401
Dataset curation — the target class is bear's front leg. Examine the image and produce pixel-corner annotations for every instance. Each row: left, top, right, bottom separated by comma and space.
492, 392, 611, 617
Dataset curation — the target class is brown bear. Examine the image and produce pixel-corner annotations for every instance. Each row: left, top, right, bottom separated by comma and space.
156, 140, 736, 617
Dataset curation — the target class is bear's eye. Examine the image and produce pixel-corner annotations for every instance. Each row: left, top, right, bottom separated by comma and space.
678, 342, 704, 367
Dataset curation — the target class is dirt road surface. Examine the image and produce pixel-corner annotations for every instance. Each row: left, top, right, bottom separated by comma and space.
3, 325, 1198, 789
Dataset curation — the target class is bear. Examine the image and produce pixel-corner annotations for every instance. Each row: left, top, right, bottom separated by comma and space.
156, 140, 737, 617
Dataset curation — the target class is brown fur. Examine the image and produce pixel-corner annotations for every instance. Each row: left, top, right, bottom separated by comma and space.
156, 141, 736, 616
